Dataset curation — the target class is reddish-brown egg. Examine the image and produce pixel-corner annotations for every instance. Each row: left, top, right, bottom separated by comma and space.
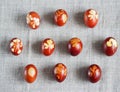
54, 63, 67, 82
103, 37, 118, 56
68, 37, 83, 56
42, 38, 55, 56
10, 38, 23, 56
84, 9, 98, 28
88, 64, 102, 83
24, 64, 38, 83
54, 9, 68, 26
26, 11, 40, 29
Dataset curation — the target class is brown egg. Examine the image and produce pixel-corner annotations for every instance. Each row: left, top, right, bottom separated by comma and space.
53, 63, 67, 82
10, 38, 23, 56
88, 64, 102, 83
54, 9, 68, 26
41, 38, 55, 56
103, 37, 118, 56
68, 37, 83, 56
26, 11, 40, 29
84, 9, 98, 28
24, 64, 38, 83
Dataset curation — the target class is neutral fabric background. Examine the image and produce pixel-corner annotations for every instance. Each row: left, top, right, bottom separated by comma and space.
0, 0, 120, 92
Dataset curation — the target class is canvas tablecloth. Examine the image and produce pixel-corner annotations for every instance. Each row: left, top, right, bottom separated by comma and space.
0, 0, 120, 92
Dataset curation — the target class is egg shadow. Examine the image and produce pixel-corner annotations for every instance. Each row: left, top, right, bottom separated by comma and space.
57, 40, 69, 55
43, 11, 54, 25
1, 39, 10, 54
13, 66, 24, 82
74, 12, 86, 28
15, 13, 27, 28
32, 40, 41, 55
42, 65, 55, 81
76, 66, 88, 82
92, 39, 104, 55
